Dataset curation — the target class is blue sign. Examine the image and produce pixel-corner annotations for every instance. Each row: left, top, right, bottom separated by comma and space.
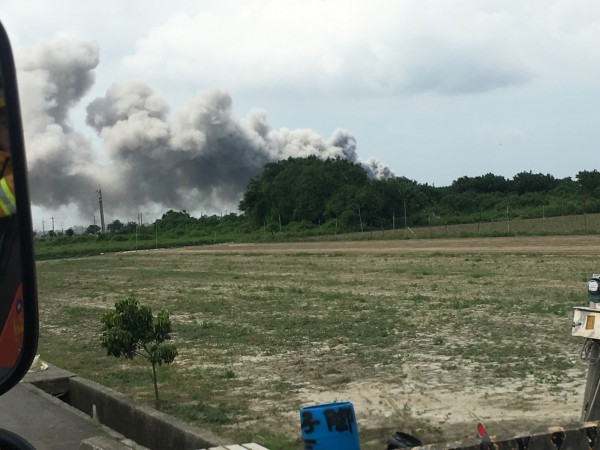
300, 401, 360, 450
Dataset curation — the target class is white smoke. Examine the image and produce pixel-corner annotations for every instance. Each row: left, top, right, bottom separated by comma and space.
17, 37, 394, 222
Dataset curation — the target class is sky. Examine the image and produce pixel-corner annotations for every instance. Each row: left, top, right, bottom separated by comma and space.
3, 0, 600, 230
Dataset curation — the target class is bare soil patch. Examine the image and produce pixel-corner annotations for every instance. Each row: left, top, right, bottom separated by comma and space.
160, 234, 600, 255
36, 235, 595, 449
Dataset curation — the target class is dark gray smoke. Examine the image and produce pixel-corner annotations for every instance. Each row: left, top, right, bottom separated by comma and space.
18, 38, 101, 219
20, 37, 99, 128
17, 37, 393, 222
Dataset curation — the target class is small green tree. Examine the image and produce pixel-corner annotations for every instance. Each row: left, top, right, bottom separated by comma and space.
86, 224, 101, 234
100, 294, 178, 408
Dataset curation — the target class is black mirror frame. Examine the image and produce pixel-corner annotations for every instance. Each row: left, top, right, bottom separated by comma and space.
0, 21, 39, 396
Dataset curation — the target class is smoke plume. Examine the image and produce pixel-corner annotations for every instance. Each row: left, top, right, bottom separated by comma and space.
17, 37, 393, 223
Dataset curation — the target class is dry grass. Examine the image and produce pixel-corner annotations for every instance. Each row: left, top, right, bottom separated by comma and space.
35, 235, 598, 449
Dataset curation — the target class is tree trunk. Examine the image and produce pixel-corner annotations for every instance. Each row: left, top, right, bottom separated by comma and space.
151, 362, 160, 408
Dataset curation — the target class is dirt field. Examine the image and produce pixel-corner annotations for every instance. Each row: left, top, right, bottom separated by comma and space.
37, 235, 600, 448
162, 236, 596, 440
183, 235, 600, 255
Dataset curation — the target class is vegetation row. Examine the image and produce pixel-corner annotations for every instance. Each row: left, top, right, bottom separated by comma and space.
35, 156, 600, 258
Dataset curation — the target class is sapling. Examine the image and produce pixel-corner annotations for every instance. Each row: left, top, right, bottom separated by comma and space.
100, 294, 178, 408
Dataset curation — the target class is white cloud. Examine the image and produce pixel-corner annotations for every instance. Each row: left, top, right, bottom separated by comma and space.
13, 36, 392, 224
6, 0, 600, 227
475, 124, 526, 142
125, 0, 542, 96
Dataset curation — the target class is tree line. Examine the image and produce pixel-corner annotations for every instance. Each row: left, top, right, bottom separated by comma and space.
239, 156, 600, 232
44, 156, 600, 241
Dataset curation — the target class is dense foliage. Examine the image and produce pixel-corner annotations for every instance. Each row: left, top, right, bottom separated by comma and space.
240, 157, 600, 230
101, 294, 178, 407
34, 158, 600, 258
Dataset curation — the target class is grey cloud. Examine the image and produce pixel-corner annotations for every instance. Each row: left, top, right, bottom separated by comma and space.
90, 85, 388, 216
20, 37, 99, 127
124, 5, 539, 99
363, 157, 394, 179
27, 124, 99, 216
86, 80, 169, 131
17, 37, 101, 218
406, 55, 534, 95
19, 38, 393, 222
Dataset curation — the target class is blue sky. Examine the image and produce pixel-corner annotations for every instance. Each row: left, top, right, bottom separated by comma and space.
3, 0, 600, 228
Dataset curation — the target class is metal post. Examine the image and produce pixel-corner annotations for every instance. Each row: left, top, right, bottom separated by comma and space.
429, 214, 431, 238
404, 199, 407, 237
582, 340, 600, 420
358, 207, 363, 233
580, 284, 600, 421
97, 189, 105, 233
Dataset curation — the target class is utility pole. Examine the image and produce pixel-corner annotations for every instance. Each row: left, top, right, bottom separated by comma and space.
543, 206, 545, 233
584, 199, 587, 233
429, 214, 432, 237
358, 206, 363, 233
97, 189, 106, 233
404, 199, 407, 237
575, 275, 600, 420
581, 341, 600, 420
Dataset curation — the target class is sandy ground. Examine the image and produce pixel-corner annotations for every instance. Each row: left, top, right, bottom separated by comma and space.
153, 235, 596, 444
161, 234, 600, 255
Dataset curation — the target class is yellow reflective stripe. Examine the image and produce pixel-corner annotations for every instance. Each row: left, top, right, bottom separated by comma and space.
1, 178, 15, 208
0, 177, 16, 216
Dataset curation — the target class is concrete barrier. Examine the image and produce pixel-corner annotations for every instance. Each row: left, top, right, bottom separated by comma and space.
412, 424, 599, 450
28, 366, 599, 450
66, 377, 228, 450
80, 436, 140, 450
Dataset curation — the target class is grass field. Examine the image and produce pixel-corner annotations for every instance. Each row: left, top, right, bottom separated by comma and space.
34, 212, 600, 260
34, 236, 599, 449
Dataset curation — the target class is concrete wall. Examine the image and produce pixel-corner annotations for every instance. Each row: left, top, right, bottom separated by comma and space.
29, 367, 598, 450
414, 424, 599, 450
66, 376, 228, 450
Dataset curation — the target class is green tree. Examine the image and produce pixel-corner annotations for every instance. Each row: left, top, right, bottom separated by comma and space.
239, 156, 370, 226
577, 170, 600, 196
100, 294, 178, 408
124, 221, 138, 234
511, 171, 557, 194
107, 219, 125, 233
157, 210, 197, 231
451, 173, 510, 194
86, 224, 101, 234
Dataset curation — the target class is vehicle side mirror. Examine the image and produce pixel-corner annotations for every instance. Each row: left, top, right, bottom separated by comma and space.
0, 21, 39, 397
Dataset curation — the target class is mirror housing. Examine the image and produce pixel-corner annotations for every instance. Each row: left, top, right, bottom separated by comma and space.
0, 21, 39, 396
0, 429, 36, 450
